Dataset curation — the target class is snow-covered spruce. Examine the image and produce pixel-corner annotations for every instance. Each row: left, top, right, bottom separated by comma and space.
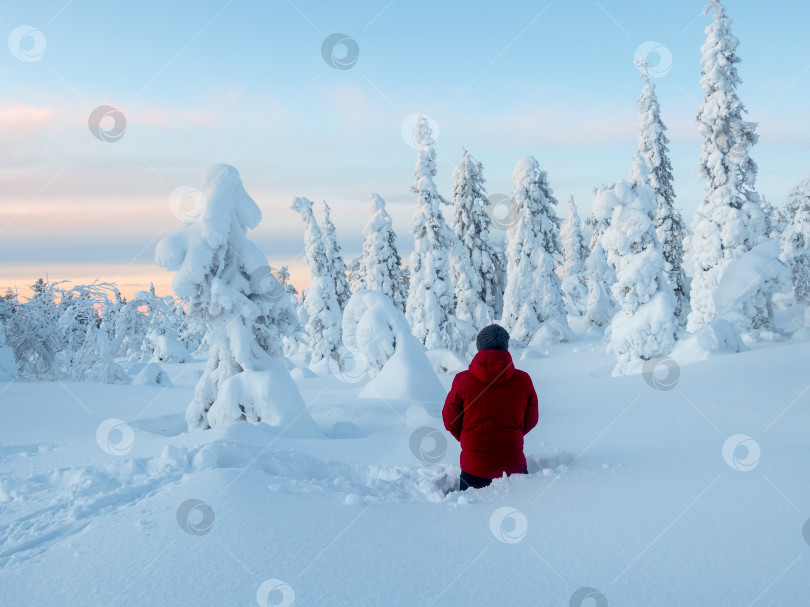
760, 196, 785, 240
780, 191, 810, 304
357, 193, 407, 311
450, 148, 499, 328
780, 174, 810, 227
156, 164, 318, 435
584, 185, 620, 327
601, 180, 677, 375
631, 60, 689, 328
405, 115, 456, 350
560, 195, 589, 316
501, 156, 571, 344
687, 0, 766, 332
291, 196, 343, 375
322, 200, 350, 310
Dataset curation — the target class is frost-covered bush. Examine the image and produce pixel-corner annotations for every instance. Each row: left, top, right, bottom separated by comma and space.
0, 321, 16, 381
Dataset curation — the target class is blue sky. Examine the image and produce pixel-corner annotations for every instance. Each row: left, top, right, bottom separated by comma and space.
1, 0, 808, 295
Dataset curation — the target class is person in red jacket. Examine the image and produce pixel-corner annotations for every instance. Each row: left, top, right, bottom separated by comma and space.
442, 324, 539, 491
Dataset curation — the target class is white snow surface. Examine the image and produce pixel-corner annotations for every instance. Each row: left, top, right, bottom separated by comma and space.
2, 333, 810, 606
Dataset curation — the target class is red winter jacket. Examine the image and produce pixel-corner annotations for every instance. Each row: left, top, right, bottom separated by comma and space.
442, 349, 539, 479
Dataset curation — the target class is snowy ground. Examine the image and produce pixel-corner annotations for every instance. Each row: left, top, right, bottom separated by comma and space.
1, 332, 810, 606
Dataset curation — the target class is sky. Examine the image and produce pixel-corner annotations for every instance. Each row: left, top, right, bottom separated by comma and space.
1, 0, 809, 299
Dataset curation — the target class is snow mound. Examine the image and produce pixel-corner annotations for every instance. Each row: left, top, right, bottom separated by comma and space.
342, 290, 405, 376
585, 278, 614, 327
608, 290, 676, 376
561, 277, 588, 316
175, 438, 458, 503
343, 290, 444, 401
206, 364, 322, 438
146, 331, 189, 363
425, 348, 468, 375
360, 335, 445, 402
713, 240, 792, 331
670, 317, 744, 365
132, 362, 172, 387
529, 315, 574, 347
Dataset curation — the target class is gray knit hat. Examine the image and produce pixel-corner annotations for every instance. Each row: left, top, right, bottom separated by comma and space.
476, 324, 510, 351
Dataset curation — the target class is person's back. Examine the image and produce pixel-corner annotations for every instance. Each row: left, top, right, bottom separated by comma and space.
442, 324, 539, 490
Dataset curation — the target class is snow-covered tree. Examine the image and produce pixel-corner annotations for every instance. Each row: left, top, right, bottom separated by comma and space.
0, 301, 18, 381
561, 195, 588, 282
405, 115, 456, 349
501, 156, 570, 343
780, 194, 810, 304
687, 0, 766, 332
450, 148, 499, 328
560, 195, 589, 317
760, 195, 785, 239
56, 281, 128, 383
584, 186, 620, 327
359, 193, 407, 311
631, 61, 689, 328
781, 175, 810, 226
602, 180, 677, 375
322, 200, 350, 310
4, 279, 60, 379
276, 265, 298, 297
291, 196, 343, 374
156, 164, 317, 434
347, 256, 365, 295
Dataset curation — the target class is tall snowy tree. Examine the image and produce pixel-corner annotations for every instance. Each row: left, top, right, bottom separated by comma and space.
450, 148, 499, 328
359, 193, 407, 311
156, 165, 317, 434
631, 60, 689, 328
687, 0, 766, 332
584, 187, 620, 327
760, 195, 785, 239
602, 180, 677, 375
780, 192, 810, 304
561, 195, 588, 282
405, 115, 456, 349
322, 200, 350, 310
291, 196, 343, 373
560, 195, 589, 317
501, 156, 570, 343
780, 174, 810, 226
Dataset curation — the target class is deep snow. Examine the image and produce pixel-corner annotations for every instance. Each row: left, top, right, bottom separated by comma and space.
1, 331, 810, 606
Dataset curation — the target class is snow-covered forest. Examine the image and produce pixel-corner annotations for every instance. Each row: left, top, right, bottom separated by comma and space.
2, 1, 810, 606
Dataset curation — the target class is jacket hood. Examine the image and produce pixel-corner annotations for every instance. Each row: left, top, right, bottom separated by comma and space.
468, 349, 515, 384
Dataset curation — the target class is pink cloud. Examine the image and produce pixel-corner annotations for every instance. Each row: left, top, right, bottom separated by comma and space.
0, 102, 56, 130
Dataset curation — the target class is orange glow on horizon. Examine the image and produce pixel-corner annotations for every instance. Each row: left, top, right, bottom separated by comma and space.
0, 261, 312, 302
